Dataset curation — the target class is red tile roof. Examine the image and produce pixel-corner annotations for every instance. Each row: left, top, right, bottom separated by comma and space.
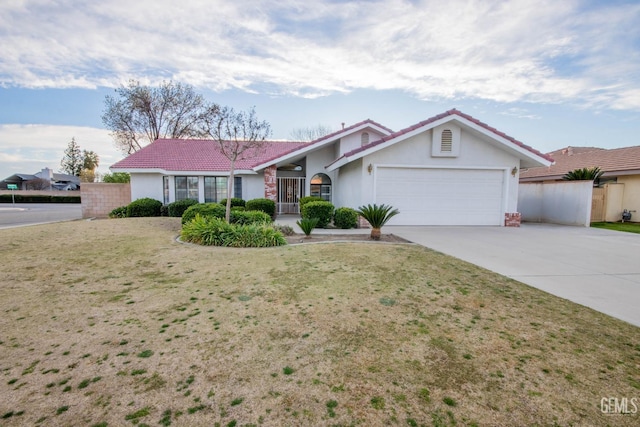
110, 139, 306, 172
338, 109, 553, 162
520, 145, 640, 180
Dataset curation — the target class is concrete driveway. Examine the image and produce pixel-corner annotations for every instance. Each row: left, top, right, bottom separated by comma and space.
0, 203, 82, 229
387, 223, 640, 327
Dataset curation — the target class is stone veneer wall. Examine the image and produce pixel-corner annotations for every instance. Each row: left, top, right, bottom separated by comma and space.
504, 212, 521, 227
264, 165, 277, 202
81, 183, 131, 218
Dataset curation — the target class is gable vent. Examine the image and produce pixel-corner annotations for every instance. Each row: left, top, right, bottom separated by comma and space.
441, 129, 453, 152
361, 132, 370, 146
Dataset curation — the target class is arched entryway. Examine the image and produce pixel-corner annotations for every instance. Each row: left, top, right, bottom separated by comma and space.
310, 173, 331, 201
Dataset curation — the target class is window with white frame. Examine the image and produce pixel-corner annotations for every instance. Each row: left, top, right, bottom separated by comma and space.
175, 176, 199, 201
204, 177, 242, 202
163, 176, 170, 204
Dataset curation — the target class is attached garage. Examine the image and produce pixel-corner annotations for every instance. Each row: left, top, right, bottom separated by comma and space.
375, 166, 506, 225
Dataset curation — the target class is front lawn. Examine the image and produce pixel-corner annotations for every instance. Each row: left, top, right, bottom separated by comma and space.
0, 218, 638, 426
591, 221, 640, 234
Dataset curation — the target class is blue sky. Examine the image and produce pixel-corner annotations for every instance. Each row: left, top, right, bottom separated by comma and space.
1, 0, 639, 180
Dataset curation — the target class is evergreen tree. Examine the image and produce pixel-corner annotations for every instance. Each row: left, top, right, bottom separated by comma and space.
60, 137, 83, 176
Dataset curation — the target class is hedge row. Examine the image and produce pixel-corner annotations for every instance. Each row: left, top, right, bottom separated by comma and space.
0, 194, 81, 203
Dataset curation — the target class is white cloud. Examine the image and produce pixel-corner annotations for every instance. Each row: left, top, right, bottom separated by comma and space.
0, 0, 639, 110
0, 124, 124, 180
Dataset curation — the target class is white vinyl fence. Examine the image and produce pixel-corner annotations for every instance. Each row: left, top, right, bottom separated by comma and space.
518, 181, 593, 226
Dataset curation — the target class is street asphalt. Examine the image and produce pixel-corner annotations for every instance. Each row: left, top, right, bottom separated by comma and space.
0, 203, 82, 229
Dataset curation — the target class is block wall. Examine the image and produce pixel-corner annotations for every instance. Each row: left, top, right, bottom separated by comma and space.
81, 183, 131, 218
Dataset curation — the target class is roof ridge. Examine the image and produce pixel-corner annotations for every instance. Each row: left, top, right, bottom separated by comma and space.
339, 109, 553, 163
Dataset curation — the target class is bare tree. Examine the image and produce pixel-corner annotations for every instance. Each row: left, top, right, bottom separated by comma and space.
289, 124, 334, 141
102, 80, 217, 154
203, 106, 271, 221
25, 178, 51, 190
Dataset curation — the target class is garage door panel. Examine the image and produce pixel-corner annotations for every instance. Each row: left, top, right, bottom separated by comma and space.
375, 167, 504, 226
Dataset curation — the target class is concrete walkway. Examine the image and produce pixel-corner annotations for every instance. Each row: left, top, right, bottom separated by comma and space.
386, 223, 640, 327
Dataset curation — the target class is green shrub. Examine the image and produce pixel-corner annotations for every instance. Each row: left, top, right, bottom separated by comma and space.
299, 196, 323, 211
334, 207, 358, 229
167, 199, 198, 217
245, 198, 276, 218
296, 217, 318, 236
181, 215, 286, 247
126, 198, 162, 217
274, 224, 295, 236
231, 206, 245, 211
219, 198, 246, 208
301, 201, 334, 228
102, 172, 130, 183
181, 203, 226, 225
109, 206, 128, 218
230, 210, 272, 225
159, 205, 169, 217
223, 223, 287, 247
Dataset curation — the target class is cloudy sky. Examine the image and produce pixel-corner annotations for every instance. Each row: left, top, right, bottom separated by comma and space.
1, 0, 639, 179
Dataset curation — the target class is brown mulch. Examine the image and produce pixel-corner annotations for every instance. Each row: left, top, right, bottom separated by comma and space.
284, 233, 411, 245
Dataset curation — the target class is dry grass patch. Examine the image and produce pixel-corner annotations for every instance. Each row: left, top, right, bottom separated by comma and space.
0, 217, 638, 426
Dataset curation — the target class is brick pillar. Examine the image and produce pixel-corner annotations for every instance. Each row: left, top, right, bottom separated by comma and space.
264, 165, 277, 202
504, 212, 521, 227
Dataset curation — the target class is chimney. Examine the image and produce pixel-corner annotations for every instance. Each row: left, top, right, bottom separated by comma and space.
341, 122, 345, 130
41, 167, 54, 181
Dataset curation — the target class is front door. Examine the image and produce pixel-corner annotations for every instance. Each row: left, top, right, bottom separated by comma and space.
277, 177, 305, 214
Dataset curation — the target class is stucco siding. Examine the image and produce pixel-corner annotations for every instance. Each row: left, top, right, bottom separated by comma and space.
339, 130, 387, 156
618, 175, 640, 216
242, 174, 266, 201
334, 158, 363, 209
359, 127, 520, 212
305, 145, 338, 202
130, 173, 164, 202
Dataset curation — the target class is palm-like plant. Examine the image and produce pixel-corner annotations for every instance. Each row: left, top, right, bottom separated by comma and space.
562, 166, 603, 181
356, 204, 399, 240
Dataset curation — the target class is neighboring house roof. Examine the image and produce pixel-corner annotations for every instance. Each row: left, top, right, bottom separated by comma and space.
327, 109, 553, 171
1, 169, 80, 186
110, 139, 306, 173
520, 145, 640, 181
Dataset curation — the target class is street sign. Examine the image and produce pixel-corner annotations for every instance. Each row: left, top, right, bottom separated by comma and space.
7, 184, 17, 190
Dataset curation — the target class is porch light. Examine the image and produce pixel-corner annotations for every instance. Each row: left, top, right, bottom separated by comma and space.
511, 166, 518, 177
367, 163, 373, 174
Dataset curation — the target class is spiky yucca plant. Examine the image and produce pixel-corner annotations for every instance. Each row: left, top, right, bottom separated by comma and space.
562, 166, 603, 181
356, 204, 399, 240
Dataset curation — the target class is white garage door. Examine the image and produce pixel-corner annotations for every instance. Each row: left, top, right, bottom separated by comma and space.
375, 167, 505, 225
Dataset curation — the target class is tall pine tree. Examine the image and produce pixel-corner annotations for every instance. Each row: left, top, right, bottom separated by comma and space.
60, 137, 83, 176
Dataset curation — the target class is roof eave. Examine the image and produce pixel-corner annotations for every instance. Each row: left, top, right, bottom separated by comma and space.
109, 167, 258, 175
253, 122, 393, 171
